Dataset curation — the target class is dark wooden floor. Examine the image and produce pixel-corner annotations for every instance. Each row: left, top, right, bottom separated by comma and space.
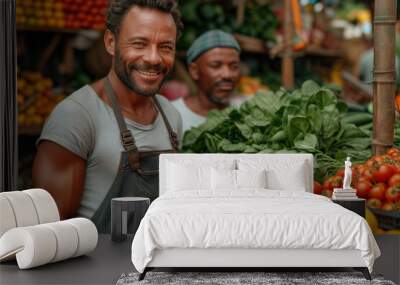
374, 235, 400, 285
0, 234, 398, 284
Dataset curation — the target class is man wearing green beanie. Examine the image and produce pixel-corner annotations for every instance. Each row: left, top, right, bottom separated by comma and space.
172, 30, 241, 133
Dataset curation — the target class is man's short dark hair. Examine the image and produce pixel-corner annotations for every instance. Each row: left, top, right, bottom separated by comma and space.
106, 0, 183, 38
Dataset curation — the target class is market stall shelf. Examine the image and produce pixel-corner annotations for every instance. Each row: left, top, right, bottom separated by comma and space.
17, 27, 103, 34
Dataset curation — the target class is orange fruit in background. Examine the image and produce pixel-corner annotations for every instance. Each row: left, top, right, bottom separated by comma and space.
395, 94, 400, 112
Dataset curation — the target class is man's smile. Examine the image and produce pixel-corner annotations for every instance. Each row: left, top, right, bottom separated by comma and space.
134, 69, 162, 81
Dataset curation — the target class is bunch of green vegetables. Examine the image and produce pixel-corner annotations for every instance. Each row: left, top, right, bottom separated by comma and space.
177, 0, 277, 50
182, 81, 372, 181
344, 106, 400, 147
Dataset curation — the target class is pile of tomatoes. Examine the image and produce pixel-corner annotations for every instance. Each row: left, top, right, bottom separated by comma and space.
314, 147, 400, 211
16, 0, 108, 30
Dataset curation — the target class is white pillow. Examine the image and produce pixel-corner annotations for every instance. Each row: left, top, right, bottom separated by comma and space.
238, 159, 307, 191
167, 163, 211, 191
267, 162, 307, 191
211, 168, 236, 190
211, 169, 268, 190
236, 169, 267, 189
166, 159, 236, 192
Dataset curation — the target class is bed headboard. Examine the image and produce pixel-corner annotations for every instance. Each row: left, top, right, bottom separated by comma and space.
159, 153, 314, 196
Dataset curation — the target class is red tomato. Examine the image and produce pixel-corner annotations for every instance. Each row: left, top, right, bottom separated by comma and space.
372, 165, 394, 183
91, 8, 100, 15
367, 156, 383, 169
387, 147, 400, 157
388, 174, 400, 186
330, 175, 342, 189
382, 203, 396, 211
359, 165, 367, 172
366, 159, 375, 168
356, 180, 372, 198
385, 185, 400, 203
362, 168, 374, 181
392, 164, 400, 174
323, 178, 333, 191
369, 183, 387, 200
321, 189, 332, 198
336, 168, 344, 178
70, 4, 79, 13
313, 181, 322, 195
367, 198, 382, 209
389, 164, 398, 173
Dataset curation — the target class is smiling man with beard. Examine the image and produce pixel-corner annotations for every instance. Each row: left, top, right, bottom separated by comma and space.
32, 0, 183, 232
172, 30, 241, 133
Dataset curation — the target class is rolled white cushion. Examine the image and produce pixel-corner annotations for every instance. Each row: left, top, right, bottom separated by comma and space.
23, 189, 60, 224
0, 218, 98, 269
64, 218, 98, 257
42, 222, 79, 262
0, 226, 57, 269
0, 196, 17, 238
0, 191, 39, 227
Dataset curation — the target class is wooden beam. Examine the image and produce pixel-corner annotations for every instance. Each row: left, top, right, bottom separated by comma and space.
282, 0, 294, 89
372, 0, 397, 155
235, 0, 246, 26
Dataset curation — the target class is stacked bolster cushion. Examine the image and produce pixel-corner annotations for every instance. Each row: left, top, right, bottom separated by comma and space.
0, 218, 98, 269
0, 189, 98, 269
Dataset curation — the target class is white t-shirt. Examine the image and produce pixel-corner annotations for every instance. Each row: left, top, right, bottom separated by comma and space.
171, 97, 206, 134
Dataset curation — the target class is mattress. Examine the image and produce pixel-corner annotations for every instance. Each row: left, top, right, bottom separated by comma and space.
131, 190, 380, 273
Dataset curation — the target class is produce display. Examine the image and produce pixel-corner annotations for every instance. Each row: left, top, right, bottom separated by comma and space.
182, 80, 371, 182
178, 0, 277, 50
315, 148, 400, 206
316, 147, 400, 233
16, 0, 108, 30
18, 71, 65, 129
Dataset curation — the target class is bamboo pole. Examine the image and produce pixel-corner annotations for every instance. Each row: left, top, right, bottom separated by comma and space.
235, 0, 245, 26
282, 0, 294, 89
372, 0, 397, 155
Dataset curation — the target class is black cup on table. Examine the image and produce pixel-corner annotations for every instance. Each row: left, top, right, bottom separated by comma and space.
111, 197, 150, 242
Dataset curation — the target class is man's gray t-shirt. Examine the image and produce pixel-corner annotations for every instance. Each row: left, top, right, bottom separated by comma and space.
37, 85, 182, 218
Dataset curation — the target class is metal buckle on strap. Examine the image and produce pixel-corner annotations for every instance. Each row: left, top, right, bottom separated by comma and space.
128, 150, 142, 174
121, 130, 135, 149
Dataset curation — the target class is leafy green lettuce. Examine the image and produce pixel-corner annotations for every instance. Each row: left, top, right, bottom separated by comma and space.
182, 81, 372, 181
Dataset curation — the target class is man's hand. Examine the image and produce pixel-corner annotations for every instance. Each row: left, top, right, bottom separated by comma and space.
32, 140, 86, 220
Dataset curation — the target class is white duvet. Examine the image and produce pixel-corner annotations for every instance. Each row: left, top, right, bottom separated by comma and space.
131, 190, 380, 273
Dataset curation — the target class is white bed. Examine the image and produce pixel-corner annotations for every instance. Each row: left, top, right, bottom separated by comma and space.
131, 154, 380, 280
